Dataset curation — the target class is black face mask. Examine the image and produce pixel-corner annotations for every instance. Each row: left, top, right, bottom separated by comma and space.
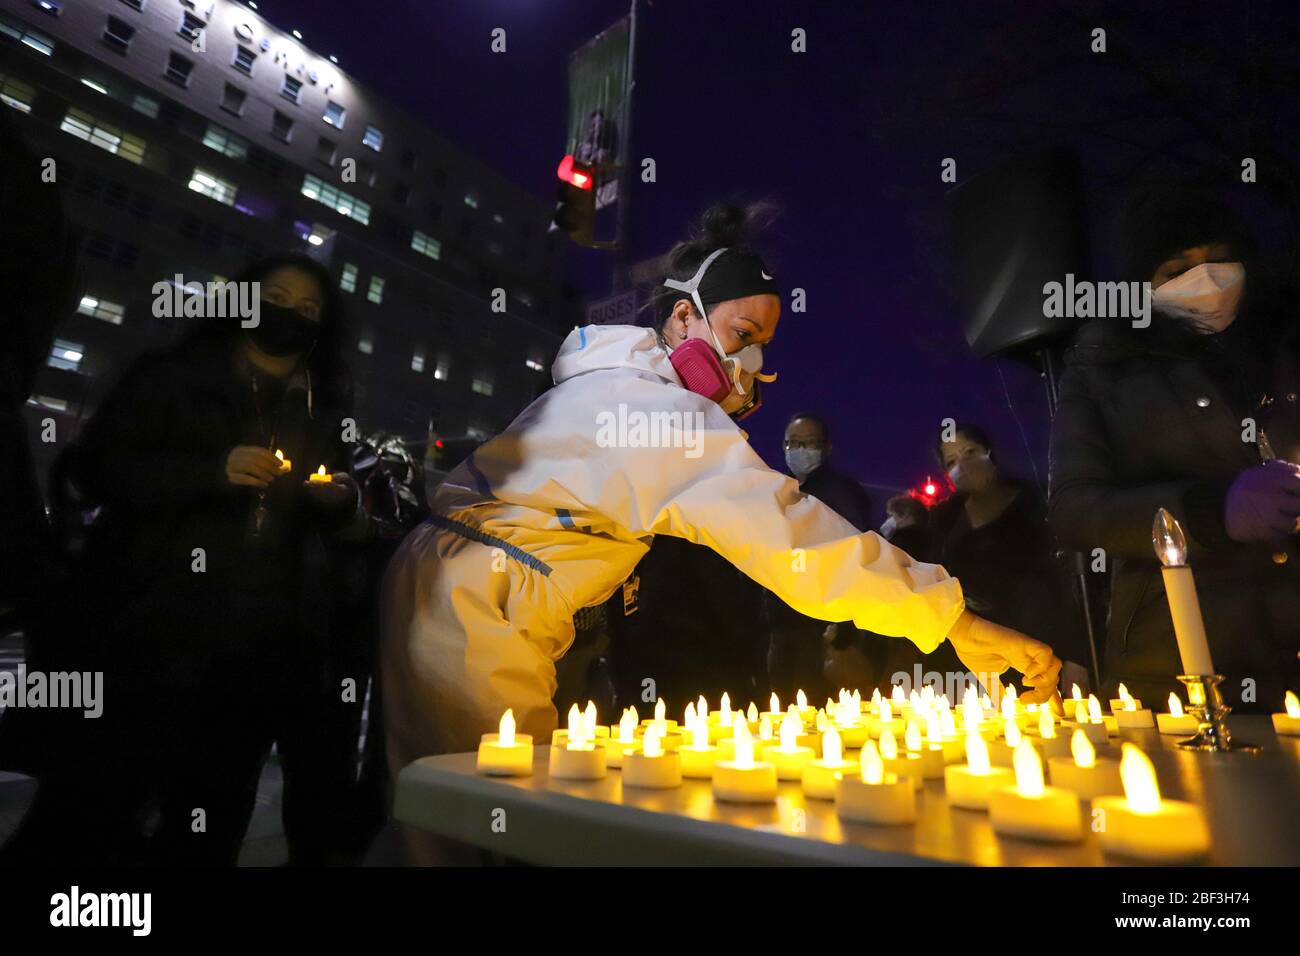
246, 301, 320, 357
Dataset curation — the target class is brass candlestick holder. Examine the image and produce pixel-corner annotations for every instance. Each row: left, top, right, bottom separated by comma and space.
1174, 675, 1259, 753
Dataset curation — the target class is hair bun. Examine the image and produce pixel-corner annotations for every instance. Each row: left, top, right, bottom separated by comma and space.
694, 201, 776, 251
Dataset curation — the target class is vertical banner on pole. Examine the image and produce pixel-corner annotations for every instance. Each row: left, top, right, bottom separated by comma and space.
567, 17, 631, 212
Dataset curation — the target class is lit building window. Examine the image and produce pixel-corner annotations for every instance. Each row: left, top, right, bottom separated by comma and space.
357, 331, 374, 354
0, 75, 35, 113
35, 1, 63, 16
411, 346, 426, 373
202, 123, 249, 160
463, 192, 479, 208
525, 358, 544, 372
322, 100, 345, 128
188, 167, 237, 205
362, 125, 383, 151
77, 295, 125, 324
281, 75, 302, 104
60, 108, 146, 164
434, 353, 450, 381
232, 45, 256, 75
178, 12, 204, 43
366, 276, 384, 304
301, 174, 371, 225
131, 93, 159, 118
305, 223, 334, 247
471, 377, 494, 396
411, 230, 441, 260
166, 52, 194, 87
0, 15, 55, 55
339, 262, 358, 293
47, 338, 84, 372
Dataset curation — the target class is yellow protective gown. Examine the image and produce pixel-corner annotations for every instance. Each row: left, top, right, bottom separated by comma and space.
381, 324, 965, 771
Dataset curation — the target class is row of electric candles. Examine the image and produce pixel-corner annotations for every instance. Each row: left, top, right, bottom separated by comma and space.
273, 449, 334, 482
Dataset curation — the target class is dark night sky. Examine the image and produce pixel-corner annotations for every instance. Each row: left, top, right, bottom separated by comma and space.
259, 0, 1300, 516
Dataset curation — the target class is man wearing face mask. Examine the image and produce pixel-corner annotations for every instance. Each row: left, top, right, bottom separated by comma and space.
766, 413, 874, 702
1049, 184, 1300, 713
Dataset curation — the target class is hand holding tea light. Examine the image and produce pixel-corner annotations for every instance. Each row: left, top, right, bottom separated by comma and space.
989, 738, 1083, 842
944, 729, 1014, 810
550, 703, 607, 780
1156, 693, 1200, 735
802, 725, 859, 799
765, 713, 816, 780
606, 708, 642, 768
836, 739, 918, 825
1047, 728, 1122, 800
274, 449, 292, 473
623, 724, 682, 789
712, 716, 777, 803
1272, 691, 1300, 736
476, 708, 533, 776
1094, 744, 1210, 862
308, 464, 333, 483
678, 710, 720, 778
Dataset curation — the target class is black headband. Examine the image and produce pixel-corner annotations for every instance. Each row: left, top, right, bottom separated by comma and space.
663, 247, 782, 314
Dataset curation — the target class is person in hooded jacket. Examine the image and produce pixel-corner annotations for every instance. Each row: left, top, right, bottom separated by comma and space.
382, 203, 1062, 862
5, 253, 364, 866
1049, 184, 1300, 713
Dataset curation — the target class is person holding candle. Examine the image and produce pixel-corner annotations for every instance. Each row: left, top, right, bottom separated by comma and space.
1049, 183, 1300, 712
382, 203, 1062, 862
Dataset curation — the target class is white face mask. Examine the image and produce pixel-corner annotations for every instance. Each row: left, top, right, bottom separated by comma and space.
1151, 261, 1245, 333
785, 446, 823, 480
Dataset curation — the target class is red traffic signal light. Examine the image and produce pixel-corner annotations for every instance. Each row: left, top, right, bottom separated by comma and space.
556, 154, 594, 190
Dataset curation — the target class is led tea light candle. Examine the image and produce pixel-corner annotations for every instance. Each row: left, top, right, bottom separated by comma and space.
623, 724, 682, 789
762, 692, 784, 726
1114, 693, 1155, 730
904, 720, 946, 779
640, 697, 679, 733
552, 701, 609, 746
712, 716, 777, 803
802, 726, 858, 799
308, 464, 333, 483
746, 701, 760, 728
833, 698, 870, 748
989, 717, 1024, 768
869, 697, 905, 740
1156, 693, 1199, 735
1094, 744, 1210, 862
944, 730, 1014, 810
678, 711, 720, 778
1073, 695, 1112, 745
550, 704, 607, 781
989, 738, 1083, 842
1047, 729, 1122, 800
275, 449, 292, 473
928, 710, 965, 763
1272, 691, 1300, 736
876, 729, 922, 789
836, 739, 917, 825
1153, 508, 1215, 675
605, 708, 642, 768
1032, 707, 1073, 760
477, 709, 534, 776
869, 687, 883, 716
1110, 683, 1143, 716
765, 714, 816, 780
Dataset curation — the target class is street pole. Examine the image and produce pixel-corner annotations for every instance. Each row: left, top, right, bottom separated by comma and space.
613, 0, 638, 293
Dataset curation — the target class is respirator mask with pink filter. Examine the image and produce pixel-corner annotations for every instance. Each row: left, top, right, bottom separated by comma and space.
661, 247, 780, 420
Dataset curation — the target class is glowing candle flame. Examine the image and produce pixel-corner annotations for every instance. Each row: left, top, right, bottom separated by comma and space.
499, 709, 516, 747
871, 688, 882, 706
1001, 693, 1016, 719
720, 693, 732, 723
1039, 707, 1055, 739
628, 705, 639, 725
770, 692, 780, 714
654, 698, 666, 723
566, 703, 580, 735
643, 724, 663, 759
1167, 693, 1184, 718
963, 685, 980, 711
905, 721, 922, 753
618, 708, 637, 743
909, 689, 921, 711
779, 714, 799, 753
822, 726, 843, 765
1119, 743, 1162, 814
816, 710, 829, 732
584, 701, 597, 737
1012, 738, 1045, 798
880, 699, 893, 722
892, 684, 906, 706
1006, 684, 1018, 703
1285, 691, 1300, 719
685, 701, 696, 725
1087, 695, 1103, 723
1071, 683, 1083, 701
697, 695, 708, 720
966, 731, 990, 775
732, 716, 754, 768
1004, 717, 1022, 748
861, 739, 884, 784
1118, 683, 1131, 703
796, 689, 808, 710
1071, 728, 1095, 768
852, 689, 861, 710
879, 729, 898, 760
747, 701, 759, 722
691, 711, 709, 751
981, 692, 992, 710
1153, 508, 1187, 567
315, 465, 327, 477
926, 712, 943, 743
759, 715, 773, 741
940, 707, 957, 738
921, 684, 935, 704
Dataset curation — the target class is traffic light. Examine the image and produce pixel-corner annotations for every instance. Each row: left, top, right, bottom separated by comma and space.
549, 154, 596, 245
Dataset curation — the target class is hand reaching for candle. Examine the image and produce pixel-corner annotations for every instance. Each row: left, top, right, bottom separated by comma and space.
225, 445, 283, 488
945, 610, 1062, 705
301, 471, 359, 509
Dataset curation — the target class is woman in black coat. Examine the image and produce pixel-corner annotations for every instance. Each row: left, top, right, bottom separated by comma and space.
12, 253, 364, 865
1048, 187, 1300, 714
